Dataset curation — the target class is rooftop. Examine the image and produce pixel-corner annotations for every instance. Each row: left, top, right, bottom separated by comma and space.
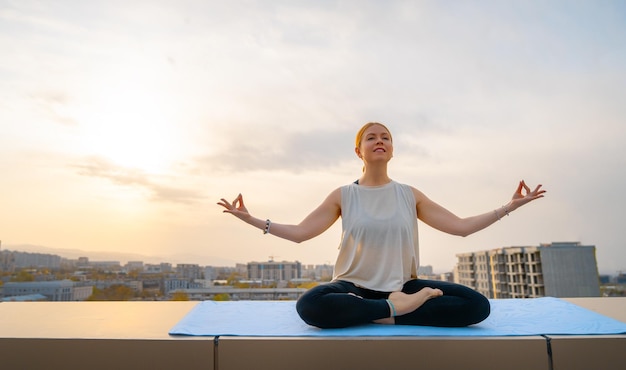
0, 298, 624, 370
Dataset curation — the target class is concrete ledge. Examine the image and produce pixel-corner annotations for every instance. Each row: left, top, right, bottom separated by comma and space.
0, 301, 214, 370
546, 335, 626, 370
0, 298, 624, 370
218, 336, 549, 370
0, 338, 214, 369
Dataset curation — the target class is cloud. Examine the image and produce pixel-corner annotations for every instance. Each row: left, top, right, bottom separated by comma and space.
72, 156, 206, 204
194, 126, 362, 174
29, 91, 78, 126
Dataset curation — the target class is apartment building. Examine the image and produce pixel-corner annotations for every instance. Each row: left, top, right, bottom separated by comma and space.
0, 248, 61, 270
177, 263, 203, 280
247, 260, 302, 282
456, 242, 600, 298
0, 248, 16, 273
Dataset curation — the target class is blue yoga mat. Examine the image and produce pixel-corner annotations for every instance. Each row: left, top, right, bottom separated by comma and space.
169, 297, 626, 337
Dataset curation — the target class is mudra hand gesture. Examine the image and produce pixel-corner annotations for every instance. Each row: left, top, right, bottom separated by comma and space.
218, 193, 251, 221
509, 180, 546, 211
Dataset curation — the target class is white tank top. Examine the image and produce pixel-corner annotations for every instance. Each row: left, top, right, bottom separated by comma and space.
332, 180, 420, 292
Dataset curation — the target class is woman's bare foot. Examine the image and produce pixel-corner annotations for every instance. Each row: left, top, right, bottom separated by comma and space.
388, 288, 443, 316
373, 287, 443, 325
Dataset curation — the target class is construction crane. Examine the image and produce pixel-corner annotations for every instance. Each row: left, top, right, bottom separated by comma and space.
268, 255, 279, 262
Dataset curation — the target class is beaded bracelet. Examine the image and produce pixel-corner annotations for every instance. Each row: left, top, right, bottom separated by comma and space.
263, 219, 272, 234
495, 206, 510, 221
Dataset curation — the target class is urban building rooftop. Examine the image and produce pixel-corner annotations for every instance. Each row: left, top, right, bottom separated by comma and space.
1, 298, 624, 370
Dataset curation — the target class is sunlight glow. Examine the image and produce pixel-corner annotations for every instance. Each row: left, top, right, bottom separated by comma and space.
82, 75, 178, 174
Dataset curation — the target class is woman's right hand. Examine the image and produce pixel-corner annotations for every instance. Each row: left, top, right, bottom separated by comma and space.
217, 193, 251, 221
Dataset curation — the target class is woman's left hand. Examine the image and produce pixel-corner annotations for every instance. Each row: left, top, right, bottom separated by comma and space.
509, 180, 546, 211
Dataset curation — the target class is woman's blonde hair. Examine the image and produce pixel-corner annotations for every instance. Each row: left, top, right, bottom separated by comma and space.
355, 122, 392, 149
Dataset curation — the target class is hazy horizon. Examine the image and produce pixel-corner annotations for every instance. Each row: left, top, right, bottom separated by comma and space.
2, 240, 619, 276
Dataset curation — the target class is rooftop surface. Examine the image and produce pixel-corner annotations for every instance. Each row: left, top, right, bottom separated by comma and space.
0, 297, 624, 370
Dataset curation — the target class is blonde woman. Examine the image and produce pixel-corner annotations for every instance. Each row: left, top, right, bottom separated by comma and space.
219, 122, 545, 328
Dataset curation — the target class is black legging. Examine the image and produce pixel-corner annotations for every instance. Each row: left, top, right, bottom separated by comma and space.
296, 279, 490, 329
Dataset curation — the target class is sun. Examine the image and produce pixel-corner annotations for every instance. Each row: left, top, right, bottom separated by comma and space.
80, 78, 180, 174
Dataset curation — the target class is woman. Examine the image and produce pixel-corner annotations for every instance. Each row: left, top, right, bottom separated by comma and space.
218, 122, 545, 329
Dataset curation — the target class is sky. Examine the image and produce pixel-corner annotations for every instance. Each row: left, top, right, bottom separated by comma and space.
1, 0, 625, 274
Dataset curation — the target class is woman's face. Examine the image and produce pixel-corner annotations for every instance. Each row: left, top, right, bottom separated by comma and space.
356, 124, 393, 164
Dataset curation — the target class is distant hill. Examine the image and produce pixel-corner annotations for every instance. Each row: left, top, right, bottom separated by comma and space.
1, 243, 238, 267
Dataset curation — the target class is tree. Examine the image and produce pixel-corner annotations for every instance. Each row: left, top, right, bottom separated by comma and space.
10, 269, 35, 282
127, 268, 141, 279
234, 281, 251, 288
170, 291, 190, 301
87, 285, 136, 301
213, 293, 230, 301
297, 281, 319, 289
226, 272, 244, 285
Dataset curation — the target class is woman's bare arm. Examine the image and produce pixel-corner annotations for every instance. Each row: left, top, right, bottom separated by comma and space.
217, 187, 342, 243
413, 180, 545, 237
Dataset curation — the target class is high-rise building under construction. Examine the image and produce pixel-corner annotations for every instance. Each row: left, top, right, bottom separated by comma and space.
456, 242, 600, 298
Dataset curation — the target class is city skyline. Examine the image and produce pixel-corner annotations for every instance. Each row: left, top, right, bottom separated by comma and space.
2, 1, 625, 275
2, 240, 619, 277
